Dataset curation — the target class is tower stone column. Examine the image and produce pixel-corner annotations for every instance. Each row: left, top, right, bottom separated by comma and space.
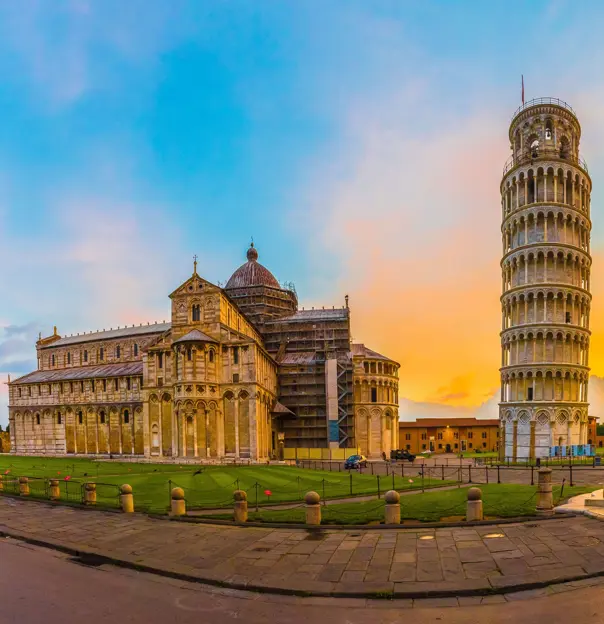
499, 98, 592, 459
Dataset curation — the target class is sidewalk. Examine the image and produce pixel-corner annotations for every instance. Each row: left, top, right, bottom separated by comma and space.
1, 498, 604, 598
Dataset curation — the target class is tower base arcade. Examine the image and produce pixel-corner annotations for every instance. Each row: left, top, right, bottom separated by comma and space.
499, 404, 588, 460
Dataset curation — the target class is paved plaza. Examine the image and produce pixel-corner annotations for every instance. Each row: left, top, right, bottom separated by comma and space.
2, 498, 604, 597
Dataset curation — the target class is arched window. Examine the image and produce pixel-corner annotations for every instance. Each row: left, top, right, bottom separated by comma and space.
83, 350, 88, 363
134, 344, 139, 357
100, 411, 105, 424
560, 136, 570, 160
36, 413, 40, 425
116, 345, 121, 359
51, 354, 55, 366
99, 347, 104, 361
67, 352, 71, 365
123, 410, 130, 424
78, 411, 83, 425
187, 348, 192, 361
57, 412, 62, 425
545, 120, 553, 141
192, 304, 201, 322
209, 350, 214, 363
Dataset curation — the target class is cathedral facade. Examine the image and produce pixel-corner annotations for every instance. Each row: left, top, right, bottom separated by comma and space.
8, 246, 399, 461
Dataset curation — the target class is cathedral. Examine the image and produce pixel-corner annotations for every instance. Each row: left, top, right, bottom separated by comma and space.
8, 245, 399, 461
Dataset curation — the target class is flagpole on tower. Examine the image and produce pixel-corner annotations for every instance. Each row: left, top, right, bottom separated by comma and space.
521, 74, 525, 105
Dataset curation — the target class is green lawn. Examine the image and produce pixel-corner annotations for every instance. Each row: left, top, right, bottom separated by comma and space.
200, 483, 600, 525
0, 456, 453, 514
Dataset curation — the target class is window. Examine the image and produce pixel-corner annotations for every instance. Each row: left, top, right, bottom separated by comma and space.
187, 348, 192, 362
482, 442, 487, 448
28, 386, 31, 397
139, 376, 143, 389
100, 348, 104, 361
67, 352, 71, 364
51, 354, 55, 366
36, 413, 40, 425
102, 379, 107, 392
454, 443, 458, 449
422, 444, 426, 450
116, 346, 121, 359
482, 432, 487, 439
91, 380, 95, 392
158, 353, 163, 369
192, 304, 201, 322
78, 411, 83, 425
209, 350, 214, 363
421, 433, 427, 440
454, 432, 459, 439
100, 411, 105, 424
363, 362, 369, 373
469, 443, 473, 449
83, 350, 88, 363
123, 410, 129, 424
69, 382, 73, 393
406, 444, 411, 450
233, 373, 240, 383
115, 379, 119, 391
527, 387, 534, 400
468, 431, 473, 439
158, 377, 163, 387
127, 378, 131, 391
80, 381, 84, 392
438, 444, 442, 450
134, 344, 138, 357
566, 312, 571, 323
57, 413, 62, 425
371, 387, 377, 403
405, 433, 411, 441
437, 432, 443, 440
18, 387, 21, 398
233, 347, 239, 364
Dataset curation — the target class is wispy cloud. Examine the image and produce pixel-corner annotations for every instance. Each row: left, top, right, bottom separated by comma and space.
0, 0, 191, 105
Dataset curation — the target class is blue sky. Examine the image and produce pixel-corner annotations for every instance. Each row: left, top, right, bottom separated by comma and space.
4, 0, 604, 426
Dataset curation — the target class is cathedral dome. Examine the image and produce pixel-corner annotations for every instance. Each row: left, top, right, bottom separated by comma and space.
225, 243, 281, 290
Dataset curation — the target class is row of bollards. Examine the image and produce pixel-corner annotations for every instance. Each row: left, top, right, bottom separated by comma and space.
6, 469, 557, 523
5, 476, 136, 513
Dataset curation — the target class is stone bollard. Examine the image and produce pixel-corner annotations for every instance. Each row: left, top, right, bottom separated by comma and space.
384, 490, 401, 524
170, 487, 186, 517
19, 476, 30, 497
120, 484, 134, 513
49, 479, 60, 500
305, 491, 321, 525
233, 489, 248, 523
84, 482, 97, 506
466, 487, 483, 521
536, 468, 553, 515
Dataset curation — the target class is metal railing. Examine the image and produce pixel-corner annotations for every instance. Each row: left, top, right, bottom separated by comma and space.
511, 97, 577, 121
502, 148, 589, 176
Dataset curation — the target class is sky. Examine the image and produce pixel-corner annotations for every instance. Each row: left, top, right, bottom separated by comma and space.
3, 0, 604, 426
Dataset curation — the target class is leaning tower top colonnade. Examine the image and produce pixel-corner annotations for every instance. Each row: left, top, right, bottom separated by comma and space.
499, 97, 592, 460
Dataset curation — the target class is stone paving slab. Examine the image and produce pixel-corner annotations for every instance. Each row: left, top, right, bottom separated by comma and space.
2, 498, 604, 597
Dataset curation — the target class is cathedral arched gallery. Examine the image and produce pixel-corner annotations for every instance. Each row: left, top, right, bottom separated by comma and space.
8, 245, 399, 461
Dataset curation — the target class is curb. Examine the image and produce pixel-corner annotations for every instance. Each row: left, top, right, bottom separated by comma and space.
2, 524, 604, 600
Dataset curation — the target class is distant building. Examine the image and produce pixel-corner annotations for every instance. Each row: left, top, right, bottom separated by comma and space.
7, 244, 399, 460
399, 418, 500, 454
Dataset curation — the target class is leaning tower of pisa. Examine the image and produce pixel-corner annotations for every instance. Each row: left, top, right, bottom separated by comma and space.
499, 98, 592, 460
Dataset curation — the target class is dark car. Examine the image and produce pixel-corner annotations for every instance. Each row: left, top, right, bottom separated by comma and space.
390, 449, 416, 462
344, 454, 368, 469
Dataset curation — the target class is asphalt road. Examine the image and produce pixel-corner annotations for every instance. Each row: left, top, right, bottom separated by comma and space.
2, 537, 604, 624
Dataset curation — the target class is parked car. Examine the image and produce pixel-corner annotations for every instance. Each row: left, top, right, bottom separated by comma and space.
344, 454, 368, 469
390, 449, 416, 462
